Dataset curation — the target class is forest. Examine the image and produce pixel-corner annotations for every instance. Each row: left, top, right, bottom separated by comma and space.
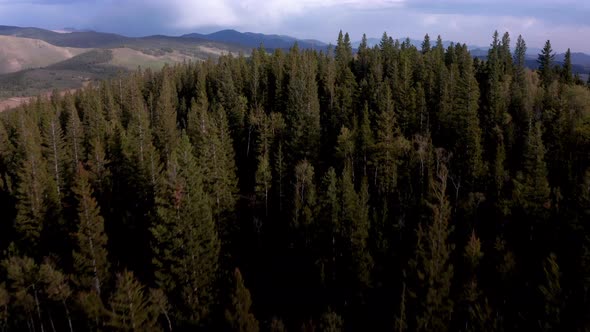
0, 30, 590, 331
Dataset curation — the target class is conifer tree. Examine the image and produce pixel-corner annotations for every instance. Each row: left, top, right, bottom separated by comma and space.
513, 122, 550, 217
3, 256, 44, 332
415, 152, 454, 331
562, 48, 573, 85
421, 34, 431, 54
0, 282, 7, 331
72, 165, 109, 295
293, 160, 316, 246
539, 253, 561, 330
109, 270, 158, 331
152, 134, 220, 321
374, 88, 409, 195
149, 288, 172, 332
255, 149, 272, 217
39, 261, 73, 332
319, 308, 343, 332
123, 82, 160, 188
225, 268, 259, 332
41, 109, 66, 199
15, 111, 48, 249
154, 70, 180, 160
356, 105, 374, 177
538, 40, 556, 88
64, 96, 84, 176
285, 50, 321, 163
188, 97, 238, 224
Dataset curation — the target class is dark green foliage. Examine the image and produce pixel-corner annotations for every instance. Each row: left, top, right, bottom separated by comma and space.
538, 40, 556, 88
225, 268, 259, 332
0, 31, 588, 331
151, 133, 220, 322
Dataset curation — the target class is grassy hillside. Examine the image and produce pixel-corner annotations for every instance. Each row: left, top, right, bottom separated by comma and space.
0, 31, 250, 101
0, 35, 87, 74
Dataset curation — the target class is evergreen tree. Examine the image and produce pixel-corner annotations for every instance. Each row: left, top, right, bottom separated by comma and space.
562, 48, 573, 85
292, 160, 316, 244
319, 308, 343, 332
225, 268, 259, 332
72, 165, 109, 295
15, 111, 48, 250
152, 134, 220, 321
2, 256, 44, 332
421, 34, 431, 54
109, 270, 158, 331
513, 122, 550, 217
539, 253, 561, 330
0, 282, 7, 331
39, 261, 73, 332
538, 40, 556, 88
285, 51, 321, 163
415, 152, 454, 331
64, 95, 84, 176
154, 70, 180, 160
374, 88, 409, 195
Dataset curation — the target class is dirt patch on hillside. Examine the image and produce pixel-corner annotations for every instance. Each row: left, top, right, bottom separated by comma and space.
0, 81, 90, 112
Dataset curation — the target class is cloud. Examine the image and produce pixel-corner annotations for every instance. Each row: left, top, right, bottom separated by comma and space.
153, 0, 406, 29
0, 0, 588, 52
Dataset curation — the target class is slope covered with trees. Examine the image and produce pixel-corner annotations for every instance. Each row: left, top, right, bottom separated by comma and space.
0, 30, 590, 331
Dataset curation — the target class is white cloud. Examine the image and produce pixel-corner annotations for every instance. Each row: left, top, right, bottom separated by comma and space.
154, 0, 406, 29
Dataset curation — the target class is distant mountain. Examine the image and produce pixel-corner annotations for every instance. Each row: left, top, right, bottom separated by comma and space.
0, 26, 251, 99
182, 29, 328, 51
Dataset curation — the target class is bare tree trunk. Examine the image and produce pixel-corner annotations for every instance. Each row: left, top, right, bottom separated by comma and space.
48, 310, 56, 332
62, 300, 74, 332
32, 285, 45, 332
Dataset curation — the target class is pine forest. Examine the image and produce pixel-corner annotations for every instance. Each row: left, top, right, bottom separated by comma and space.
0, 31, 590, 331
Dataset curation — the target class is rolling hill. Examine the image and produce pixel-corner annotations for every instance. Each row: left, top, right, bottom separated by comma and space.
0, 35, 87, 74
0, 27, 251, 100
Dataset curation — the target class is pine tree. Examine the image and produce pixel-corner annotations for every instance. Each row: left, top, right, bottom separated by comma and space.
72, 165, 109, 295
225, 268, 259, 332
39, 260, 74, 332
64, 95, 84, 176
0, 282, 7, 331
255, 149, 272, 217
41, 109, 66, 199
319, 308, 343, 332
538, 40, 556, 88
513, 122, 550, 217
123, 82, 161, 189
356, 105, 374, 177
15, 111, 48, 250
3, 256, 44, 332
374, 88, 409, 195
450, 44, 484, 186
421, 34, 431, 54
341, 167, 373, 291
292, 160, 316, 246
562, 48, 573, 85
154, 70, 179, 160
109, 270, 158, 331
415, 152, 454, 331
539, 253, 561, 330
152, 134, 220, 321
149, 288, 172, 332
285, 51, 321, 163
188, 98, 238, 225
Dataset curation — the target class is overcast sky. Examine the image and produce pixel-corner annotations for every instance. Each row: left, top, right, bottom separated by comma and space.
1, 0, 589, 52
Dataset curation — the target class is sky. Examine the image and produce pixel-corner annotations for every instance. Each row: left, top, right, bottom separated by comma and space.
0, 0, 589, 53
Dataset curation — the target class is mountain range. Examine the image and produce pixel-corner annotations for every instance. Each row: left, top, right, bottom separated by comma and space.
182, 29, 327, 51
